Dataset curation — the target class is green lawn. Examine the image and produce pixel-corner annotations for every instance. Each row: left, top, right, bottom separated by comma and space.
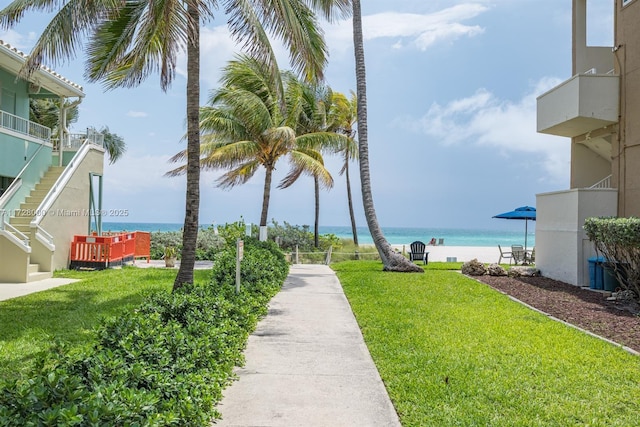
0, 267, 211, 381
333, 261, 640, 427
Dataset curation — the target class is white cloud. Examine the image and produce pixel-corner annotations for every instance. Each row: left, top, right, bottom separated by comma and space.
405, 76, 570, 183
0, 29, 37, 50
104, 154, 183, 194
127, 111, 148, 118
325, 4, 488, 54
176, 24, 293, 91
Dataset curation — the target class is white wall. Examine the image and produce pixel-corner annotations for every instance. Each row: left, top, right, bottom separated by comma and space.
39, 148, 104, 270
536, 188, 617, 286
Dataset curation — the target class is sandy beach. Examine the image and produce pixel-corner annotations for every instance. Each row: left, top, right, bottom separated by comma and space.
390, 244, 501, 264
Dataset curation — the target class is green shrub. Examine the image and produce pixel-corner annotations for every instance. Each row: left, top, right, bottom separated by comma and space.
150, 220, 339, 261
0, 239, 288, 426
150, 228, 226, 260
584, 216, 640, 296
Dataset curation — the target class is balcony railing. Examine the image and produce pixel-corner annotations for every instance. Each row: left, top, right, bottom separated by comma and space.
589, 175, 613, 189
0, 110, 51, 142
52, 128, 105, 152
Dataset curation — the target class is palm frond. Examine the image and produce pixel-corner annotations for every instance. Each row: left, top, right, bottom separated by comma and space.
296, 131, 348, 153
305, 0, 351, 21
277, 166, 303, 189
1, 0, 124, 78
211, 87, 275, 138
91, 0, 190, 90
248, 0, 327, 82
223, 2, 286, 103
201, 140, 260, 170
284, 148, 333, 189
264, 126, 297, 157
216, 160, 261, 189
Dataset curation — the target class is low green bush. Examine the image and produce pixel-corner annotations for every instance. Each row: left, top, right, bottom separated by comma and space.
150, 227, 226, 260
150, 219, 340, 261
0, 239, 288, 426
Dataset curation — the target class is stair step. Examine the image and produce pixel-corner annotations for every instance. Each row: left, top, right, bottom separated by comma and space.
27, 271, 53, 282
5, 229, 30, 241
18, 203, 41, 213
9, 225, 31, 234
37, 179, 58, 187
9, 216, 31, 225
27, 263, 40, 274
30, 190, 48, 198
25, 196, 45, 204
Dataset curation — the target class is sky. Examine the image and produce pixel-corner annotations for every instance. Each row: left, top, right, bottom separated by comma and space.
0, 0, 615, 232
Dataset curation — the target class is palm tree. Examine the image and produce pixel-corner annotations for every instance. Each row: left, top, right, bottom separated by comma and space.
280, 76, 338, 248
1, 0, 350, 288
328, 91, 359, 246
99, 126, 127, 165
29, 98, 78, 135
168, 55, 344, 229
351, 0, 422, 272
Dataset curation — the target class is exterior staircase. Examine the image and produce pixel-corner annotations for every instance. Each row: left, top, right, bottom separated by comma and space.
7, 166, 64, 282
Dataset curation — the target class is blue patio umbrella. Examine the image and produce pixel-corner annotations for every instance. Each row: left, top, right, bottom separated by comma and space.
493, 206, 536, 251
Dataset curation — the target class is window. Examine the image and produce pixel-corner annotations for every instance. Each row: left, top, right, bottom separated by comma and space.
0, 88, 16, 115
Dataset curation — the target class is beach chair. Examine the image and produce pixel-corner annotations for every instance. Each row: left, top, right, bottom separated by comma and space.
438, 238, 444, 246
525, 247, 535, 264
511, 245, 526, 265
409, 241, 429, 265
498, 245, 514, 264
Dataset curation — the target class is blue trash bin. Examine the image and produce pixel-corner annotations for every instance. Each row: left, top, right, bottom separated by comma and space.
588, 257, 605, 290
603, 263, 622, 292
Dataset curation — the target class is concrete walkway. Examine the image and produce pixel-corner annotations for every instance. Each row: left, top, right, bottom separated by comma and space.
214, 264, 401, 427
0, 261, 213, 302
0, 278, 80, 301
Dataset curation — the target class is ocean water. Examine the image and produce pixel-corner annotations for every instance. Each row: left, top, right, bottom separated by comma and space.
102, 222, 535, 248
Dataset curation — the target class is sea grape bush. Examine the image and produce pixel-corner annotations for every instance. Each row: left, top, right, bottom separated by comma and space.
0, 238, 288, 426
150, 220, 342, 260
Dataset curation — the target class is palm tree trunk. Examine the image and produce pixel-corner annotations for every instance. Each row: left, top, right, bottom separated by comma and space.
260, 166, 274, 227
174, 4, 201, 289
314, 175, 320, 248
345, 150, 358, 246
352, 0, 422, 272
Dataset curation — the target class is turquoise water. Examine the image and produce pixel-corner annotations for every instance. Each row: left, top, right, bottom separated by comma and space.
103, 222, 535, 248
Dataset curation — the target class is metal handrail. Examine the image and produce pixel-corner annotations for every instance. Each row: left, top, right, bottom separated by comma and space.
32, 223, 55, 248
0, 178, 22, 210
31, 140, 100, 228
51, 130, 105, 152
0, 210, 30, 249
0, 143, 47, 210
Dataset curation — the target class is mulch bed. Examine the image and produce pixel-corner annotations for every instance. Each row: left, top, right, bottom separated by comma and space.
473, 274, 640, 353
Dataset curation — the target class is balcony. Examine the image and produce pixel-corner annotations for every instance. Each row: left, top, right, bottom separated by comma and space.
0, 110, 51, 143
52, 129, 105, 152
537, 72, 619, 138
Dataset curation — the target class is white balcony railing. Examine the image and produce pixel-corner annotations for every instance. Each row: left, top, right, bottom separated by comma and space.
0, 110, 51, 142
589, 175, 613, 189
52, 128, 105, 152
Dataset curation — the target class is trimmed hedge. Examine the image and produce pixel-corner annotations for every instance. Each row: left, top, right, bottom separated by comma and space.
584, 216, 640, 296
0, 238, 288, 426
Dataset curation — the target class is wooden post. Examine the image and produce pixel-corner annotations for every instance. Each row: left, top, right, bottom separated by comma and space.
325, 246, 333, 265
